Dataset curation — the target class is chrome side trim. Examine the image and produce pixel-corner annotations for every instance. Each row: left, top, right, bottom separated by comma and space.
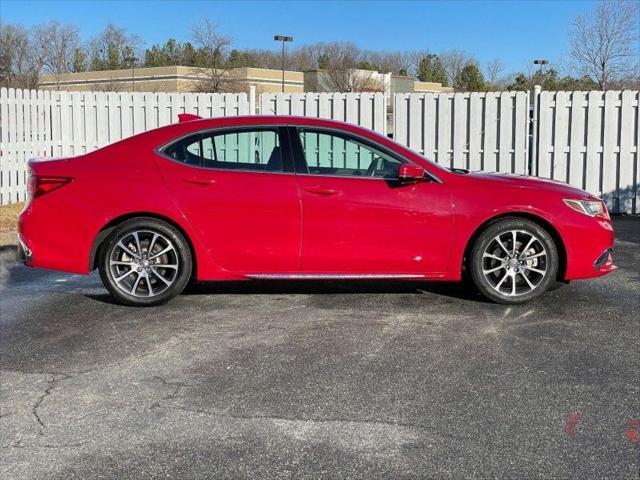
245, 273, 426, 280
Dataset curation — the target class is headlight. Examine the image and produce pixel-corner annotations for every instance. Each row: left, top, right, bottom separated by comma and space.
563, 199, 606, 217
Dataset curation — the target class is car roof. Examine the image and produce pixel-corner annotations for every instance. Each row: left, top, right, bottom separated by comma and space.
179, 115, 368, 129
158, 114, 391, 143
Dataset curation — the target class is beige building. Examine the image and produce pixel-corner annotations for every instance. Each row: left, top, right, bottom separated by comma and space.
39, 66, 304, 94
40, 65, 451, 96
414, 81, 454, 93
303, 69, 451, 96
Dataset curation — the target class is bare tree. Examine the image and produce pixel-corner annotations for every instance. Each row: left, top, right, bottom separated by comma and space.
290, 44, 326, 71
0, 22, 39, 89
570, 0, 639, 89
440, 49, 476, 86
486, 59, 504, 85
361, 50, 412, 75
86, 23, 142, 71
191, 20, 232, 92
32, 21, 79, 88
318, 42, 382, 92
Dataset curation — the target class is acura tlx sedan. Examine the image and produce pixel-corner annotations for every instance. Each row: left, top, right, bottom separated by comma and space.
18, 115, 616, 306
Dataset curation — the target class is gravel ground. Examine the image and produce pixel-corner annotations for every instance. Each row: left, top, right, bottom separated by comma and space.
0, 217, 638, 479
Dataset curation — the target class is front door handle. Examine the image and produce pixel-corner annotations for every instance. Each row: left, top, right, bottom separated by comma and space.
184, 177, 216, 186
304, 186, 338, 196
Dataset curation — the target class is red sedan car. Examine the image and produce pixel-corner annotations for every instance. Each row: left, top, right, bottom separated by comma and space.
18, 115, 616, 306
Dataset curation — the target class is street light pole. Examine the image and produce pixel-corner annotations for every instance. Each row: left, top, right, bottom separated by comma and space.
274, 35, 293, 93
533, 59, 549, 77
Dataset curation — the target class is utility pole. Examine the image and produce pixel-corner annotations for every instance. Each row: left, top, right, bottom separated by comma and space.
274, 35, 293, 93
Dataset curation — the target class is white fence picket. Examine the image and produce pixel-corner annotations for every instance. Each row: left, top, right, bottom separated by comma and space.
567, 92, 586, 188
259, 92, 387, 135
483, 93, 498, 172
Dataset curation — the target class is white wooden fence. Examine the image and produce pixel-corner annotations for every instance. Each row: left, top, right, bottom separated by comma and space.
534, 90, 639, 214
394, 91, 530, 174
0, 88, 249, 204
394, 90, 639, 214
259, 92, 387, 135
1, 87, 639, 213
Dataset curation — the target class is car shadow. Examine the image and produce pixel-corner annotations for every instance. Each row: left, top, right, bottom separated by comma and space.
185, 279, 488, 301
83, 280, 488, 305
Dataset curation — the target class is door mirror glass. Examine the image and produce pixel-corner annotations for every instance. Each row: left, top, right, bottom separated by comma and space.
397, 164, 425, 181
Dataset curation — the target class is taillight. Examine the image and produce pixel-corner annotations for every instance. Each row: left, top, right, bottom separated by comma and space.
27, 175, 73, 198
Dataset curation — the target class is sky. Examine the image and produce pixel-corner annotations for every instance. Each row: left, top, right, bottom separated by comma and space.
1, 0, 600, 75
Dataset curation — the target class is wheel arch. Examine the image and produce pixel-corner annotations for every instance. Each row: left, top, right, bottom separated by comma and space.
462, 212, 567, 281
89, 212, 197, 276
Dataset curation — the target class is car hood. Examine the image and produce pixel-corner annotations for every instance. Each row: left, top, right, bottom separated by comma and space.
465, 171, 595, 199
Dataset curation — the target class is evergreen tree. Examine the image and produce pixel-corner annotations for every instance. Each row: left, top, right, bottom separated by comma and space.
417, 54, 448, 86
454, 63, 485, 91
71, 47, 86, 72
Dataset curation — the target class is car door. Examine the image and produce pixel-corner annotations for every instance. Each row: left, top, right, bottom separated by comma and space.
155, 126, 301, 274
290, 127, 453, 276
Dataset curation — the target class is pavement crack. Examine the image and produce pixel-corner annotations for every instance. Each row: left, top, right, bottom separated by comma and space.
149, 375, 187, 408
31, 374, 71, 435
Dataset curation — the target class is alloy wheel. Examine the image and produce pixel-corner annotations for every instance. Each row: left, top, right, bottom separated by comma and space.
108, 229, 180, 298
481, 229, 548, 297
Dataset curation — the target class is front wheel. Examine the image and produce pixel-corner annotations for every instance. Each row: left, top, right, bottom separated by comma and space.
98, 218, 192, 306
470, 218, 559, 304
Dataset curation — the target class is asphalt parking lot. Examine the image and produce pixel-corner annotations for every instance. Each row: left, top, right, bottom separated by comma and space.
1, 217, 638, 479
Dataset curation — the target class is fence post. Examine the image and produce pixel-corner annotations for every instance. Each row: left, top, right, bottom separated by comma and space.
529, 85, 541, 176
249, 85, 256, 115
382, 92, 388, 137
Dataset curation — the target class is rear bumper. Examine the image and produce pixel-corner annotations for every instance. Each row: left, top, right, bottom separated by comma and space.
17, 235, 33, 265
18, 201, 93, 274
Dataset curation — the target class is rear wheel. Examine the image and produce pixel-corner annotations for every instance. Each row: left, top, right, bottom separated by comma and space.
470, 218, 558, 304
98, 218, 192, 306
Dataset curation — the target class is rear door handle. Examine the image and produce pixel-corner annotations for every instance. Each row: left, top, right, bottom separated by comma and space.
304, 186, 338, 196
184, 177, 216, 186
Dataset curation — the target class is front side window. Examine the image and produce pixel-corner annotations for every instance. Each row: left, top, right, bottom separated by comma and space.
164, 128, 284, 172
297, 129, 403, 178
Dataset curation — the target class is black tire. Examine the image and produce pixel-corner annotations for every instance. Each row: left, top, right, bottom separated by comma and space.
98, 217, 192, 307
470, 218, 558, 304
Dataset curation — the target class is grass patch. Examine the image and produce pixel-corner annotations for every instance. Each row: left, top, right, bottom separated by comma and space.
0, 202, 23, 233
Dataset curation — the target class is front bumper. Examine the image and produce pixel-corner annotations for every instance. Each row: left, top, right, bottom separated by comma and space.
562, 215, 616, 280
592, 248, 617, 275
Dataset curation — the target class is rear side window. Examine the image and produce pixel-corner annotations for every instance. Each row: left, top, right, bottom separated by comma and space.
164, 136, 203, 166
163, 128, 284, 172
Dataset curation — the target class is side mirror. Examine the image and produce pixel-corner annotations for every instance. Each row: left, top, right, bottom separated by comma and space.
397, 164, 425, 182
